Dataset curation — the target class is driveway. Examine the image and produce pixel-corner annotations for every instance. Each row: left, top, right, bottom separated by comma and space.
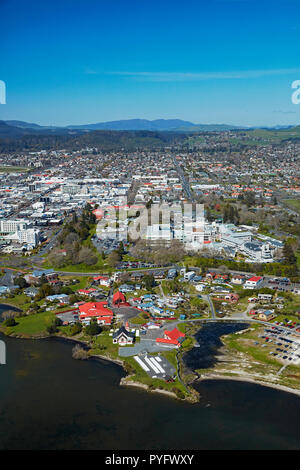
118, 339, 167, 357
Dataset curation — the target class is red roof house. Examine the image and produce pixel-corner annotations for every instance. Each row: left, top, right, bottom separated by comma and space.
77, 288, 98, 296
79, 301, 114, 325
156, 327, 185, 348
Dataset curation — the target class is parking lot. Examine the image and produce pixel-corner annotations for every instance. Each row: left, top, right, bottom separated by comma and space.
260, 324, 300, 365
263, 277, 300, 293
133, 353, 176, 380
92, 236, 122, 255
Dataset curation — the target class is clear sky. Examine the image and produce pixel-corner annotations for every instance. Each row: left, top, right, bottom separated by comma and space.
0, 0, 300, 127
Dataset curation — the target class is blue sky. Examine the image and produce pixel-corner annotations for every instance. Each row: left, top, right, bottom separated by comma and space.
0, 0, 300, 126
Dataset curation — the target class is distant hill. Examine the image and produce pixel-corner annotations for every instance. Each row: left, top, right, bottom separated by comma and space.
66, 119, 244, 132
66, 119, 196, 131
0, 129, 186, 153
1, 119, 299, 152
5, 119, 244, 132
0, 121, 85, 139
5, 120, 45, 129
4, 119, 297, 133
0, 121, 27, 138
175, 123, 245, 132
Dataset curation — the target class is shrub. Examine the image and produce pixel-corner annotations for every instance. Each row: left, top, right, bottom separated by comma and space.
72, 344, 89, 360
70, 322, 82, 336
3, 317, 17, 327
85, 321, 101, 336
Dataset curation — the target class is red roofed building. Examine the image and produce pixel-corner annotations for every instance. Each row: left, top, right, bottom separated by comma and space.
78, 288, 98, 296
244, 276, 263, 289
79, 301, 114, 325
112, 291, 129, 307
156, 327, 185, 348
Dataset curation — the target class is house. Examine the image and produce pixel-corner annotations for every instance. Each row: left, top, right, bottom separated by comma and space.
184, 271, 195, 281
130, 272, 144, 282
205, 272, 216, 281
112, 326, 135, 345
215, 273, 229, 282
112, 291, 129, 307
77, 288, 98, 297
48, 279, 63, 288
119, 284, 135, 293
156, 327, 185, 348
243, 276, 264, 290
257, 310, 276, 322
79, 301, 114, 325
152, 270, 166, 280
46, 293, 69, 304
0, 285, 10, 295
231, 274, 246, 285
213, 293, 239, 303
24, 286, 39, 297
25, 269, 57, 285
92, 275, 111, 287
258, 293, 273, 301
141, 321, 161, 330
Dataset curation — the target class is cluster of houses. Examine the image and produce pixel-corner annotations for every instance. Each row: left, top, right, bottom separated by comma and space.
128, 292, 186, 319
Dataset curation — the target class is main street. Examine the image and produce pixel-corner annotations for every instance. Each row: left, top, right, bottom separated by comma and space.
171, 154, 195, 202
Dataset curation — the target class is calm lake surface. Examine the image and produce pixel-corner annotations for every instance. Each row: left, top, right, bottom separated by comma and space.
0, 315, 300, 450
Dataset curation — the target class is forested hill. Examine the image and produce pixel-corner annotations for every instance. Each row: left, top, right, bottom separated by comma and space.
0, 128, 186, 153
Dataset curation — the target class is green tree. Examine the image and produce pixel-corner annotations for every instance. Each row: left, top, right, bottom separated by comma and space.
3, 317, 17, 327
85, 320, 101, 336
143, 274, 155, 291
283, 241, 296, 265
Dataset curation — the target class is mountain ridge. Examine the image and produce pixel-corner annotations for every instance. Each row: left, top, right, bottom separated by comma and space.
4, 118, 245, 132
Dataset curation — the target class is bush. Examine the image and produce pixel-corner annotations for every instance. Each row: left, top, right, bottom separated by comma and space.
72, 344, 89, 360
172, 387, 185, 399
3, 317, 17, 327
85, 321, 101, 336
46, 323, 58, 334
70, 322, 82, 336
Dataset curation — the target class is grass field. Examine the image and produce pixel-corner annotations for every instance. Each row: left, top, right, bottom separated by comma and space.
3, 311, 56, 336
0, 166, 30, 173
282, 199, 300, 213
228, 126, 300, 146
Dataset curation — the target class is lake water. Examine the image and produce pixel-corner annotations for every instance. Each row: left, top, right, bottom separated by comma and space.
0, 314, 300, 450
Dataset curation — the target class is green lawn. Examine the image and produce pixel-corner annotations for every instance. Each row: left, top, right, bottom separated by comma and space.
0, 166, 29, 173
43, 259, 110, 273
3, 311, 56, 336
0, 293, 31, 311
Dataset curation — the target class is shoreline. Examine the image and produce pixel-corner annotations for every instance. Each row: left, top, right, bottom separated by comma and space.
2, 327, 300, 401
119, 377, 180, 400
185, 323, 300, 399
48, 334, 191, 401
0, 303, 23, 312
197, 373, 300, 397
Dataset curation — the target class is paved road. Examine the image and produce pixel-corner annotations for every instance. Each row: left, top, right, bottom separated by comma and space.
177, 317, 300, 337
203, 294, 216, 319
171, 155, 195, 202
